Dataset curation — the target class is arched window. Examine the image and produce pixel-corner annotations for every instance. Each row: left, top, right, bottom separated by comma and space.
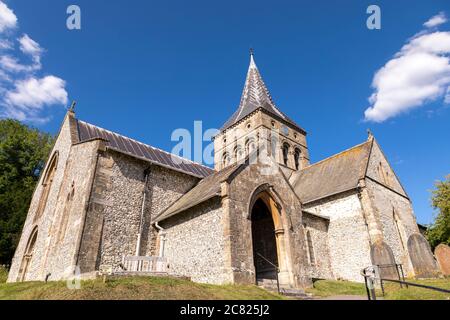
306, 230, 315, 266
234, 145, 244, 162
18, 227, 38, 282
393, 209, 406, 250
245, 138, 256, 155
294, 148, 301, 170
377, 162, 392, 187
34, 152, 59, 223
270, 135, 278, 159
58, 182, 75, 244
282, 143, 290, 166
222, 152, 231, 168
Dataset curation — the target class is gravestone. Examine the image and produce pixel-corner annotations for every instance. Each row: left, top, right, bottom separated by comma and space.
434, 244, 450, 276
407, 233, 439, 278
370, 241, 398, 280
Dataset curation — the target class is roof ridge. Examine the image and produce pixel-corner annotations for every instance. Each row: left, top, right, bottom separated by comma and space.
301, 140, 371, 171
77, 120, 214, 171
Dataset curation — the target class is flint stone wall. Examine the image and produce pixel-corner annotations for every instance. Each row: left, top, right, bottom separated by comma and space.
160, 198, 228, 284
364, 178, 419, 276
43, 140, 100, 280
96, 151, 199, 273
304, 191, 372, 282
302, 212, 333, 280
8, 116, 78, 282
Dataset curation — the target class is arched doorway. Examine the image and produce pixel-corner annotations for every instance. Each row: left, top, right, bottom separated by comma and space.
249, 188, 292, 286
17, 227, 38, 282
251, 198, 279, 281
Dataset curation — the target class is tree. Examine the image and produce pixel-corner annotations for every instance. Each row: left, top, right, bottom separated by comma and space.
426, 175, 450, 250
0, 119, 54, 265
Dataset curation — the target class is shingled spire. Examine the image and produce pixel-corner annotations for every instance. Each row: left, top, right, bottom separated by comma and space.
220, 50, 304, 133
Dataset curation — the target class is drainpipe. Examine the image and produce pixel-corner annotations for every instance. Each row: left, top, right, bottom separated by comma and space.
135, 167, 150, 256
154, 222, 166, 257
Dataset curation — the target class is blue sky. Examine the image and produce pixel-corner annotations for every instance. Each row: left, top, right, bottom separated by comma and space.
0, 0, 449, 224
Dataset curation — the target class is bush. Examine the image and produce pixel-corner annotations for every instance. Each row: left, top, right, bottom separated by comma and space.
0, 266, 8, 283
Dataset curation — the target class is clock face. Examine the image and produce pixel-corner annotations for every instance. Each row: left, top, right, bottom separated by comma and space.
281, 125, 289, 135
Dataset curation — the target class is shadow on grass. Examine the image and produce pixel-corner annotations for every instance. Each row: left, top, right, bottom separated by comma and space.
0, 276, 286, 300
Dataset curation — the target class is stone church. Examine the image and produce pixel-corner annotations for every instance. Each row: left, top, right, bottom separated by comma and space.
7, 53, 439, 288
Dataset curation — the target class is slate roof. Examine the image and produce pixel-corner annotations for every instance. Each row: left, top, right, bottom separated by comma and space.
290, 139, 373, 204
154, 164, 241, 222
76, 120, 214, 178
221, 54, 305, 134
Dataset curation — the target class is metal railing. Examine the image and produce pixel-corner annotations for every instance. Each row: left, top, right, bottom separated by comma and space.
376, 264, 407, 295
361, 264, 450, 300
256, 252, 280, 294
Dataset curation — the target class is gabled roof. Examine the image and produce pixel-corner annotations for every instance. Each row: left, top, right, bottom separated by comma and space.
76, 119, 214, 178
291, 139, 373, 204
220, 53, 305, 134
154, 164, 241, 222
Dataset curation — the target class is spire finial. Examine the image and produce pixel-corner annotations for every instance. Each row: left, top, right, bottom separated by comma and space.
69, 100, 77, 112
249, 48, 256, 68
367, 129, 374, 140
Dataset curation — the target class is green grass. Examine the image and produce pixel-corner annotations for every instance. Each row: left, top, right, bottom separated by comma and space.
2, 270, 448, 300
383, 278, 450, 300
306, 280, 369, 297
0, 276, 286, 300
307, 278, 450, 300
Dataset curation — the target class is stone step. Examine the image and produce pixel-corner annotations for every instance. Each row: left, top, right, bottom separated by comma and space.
258, 284, 313, 299
257, 279, 278, 286
111, 271, 169, 277
280, 288, 308, 297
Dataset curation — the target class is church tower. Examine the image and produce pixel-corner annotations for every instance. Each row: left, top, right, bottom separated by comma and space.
214, 51, 309, 173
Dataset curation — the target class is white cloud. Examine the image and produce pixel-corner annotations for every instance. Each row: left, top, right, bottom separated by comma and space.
0, 1, 17, 33
0, 69, 11, 82
364, 17, 450, 123
19, 34, 42, 58
5, 76, 68, 110
0, 38, 12, 49
0, 2, 68, 123
445, 87, 450, 104
424, 12, 447, 28
0, 55, 41, 73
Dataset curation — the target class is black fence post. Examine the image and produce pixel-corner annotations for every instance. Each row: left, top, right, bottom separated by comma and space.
363, 270, 371, 300
399, 264, 408, 289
